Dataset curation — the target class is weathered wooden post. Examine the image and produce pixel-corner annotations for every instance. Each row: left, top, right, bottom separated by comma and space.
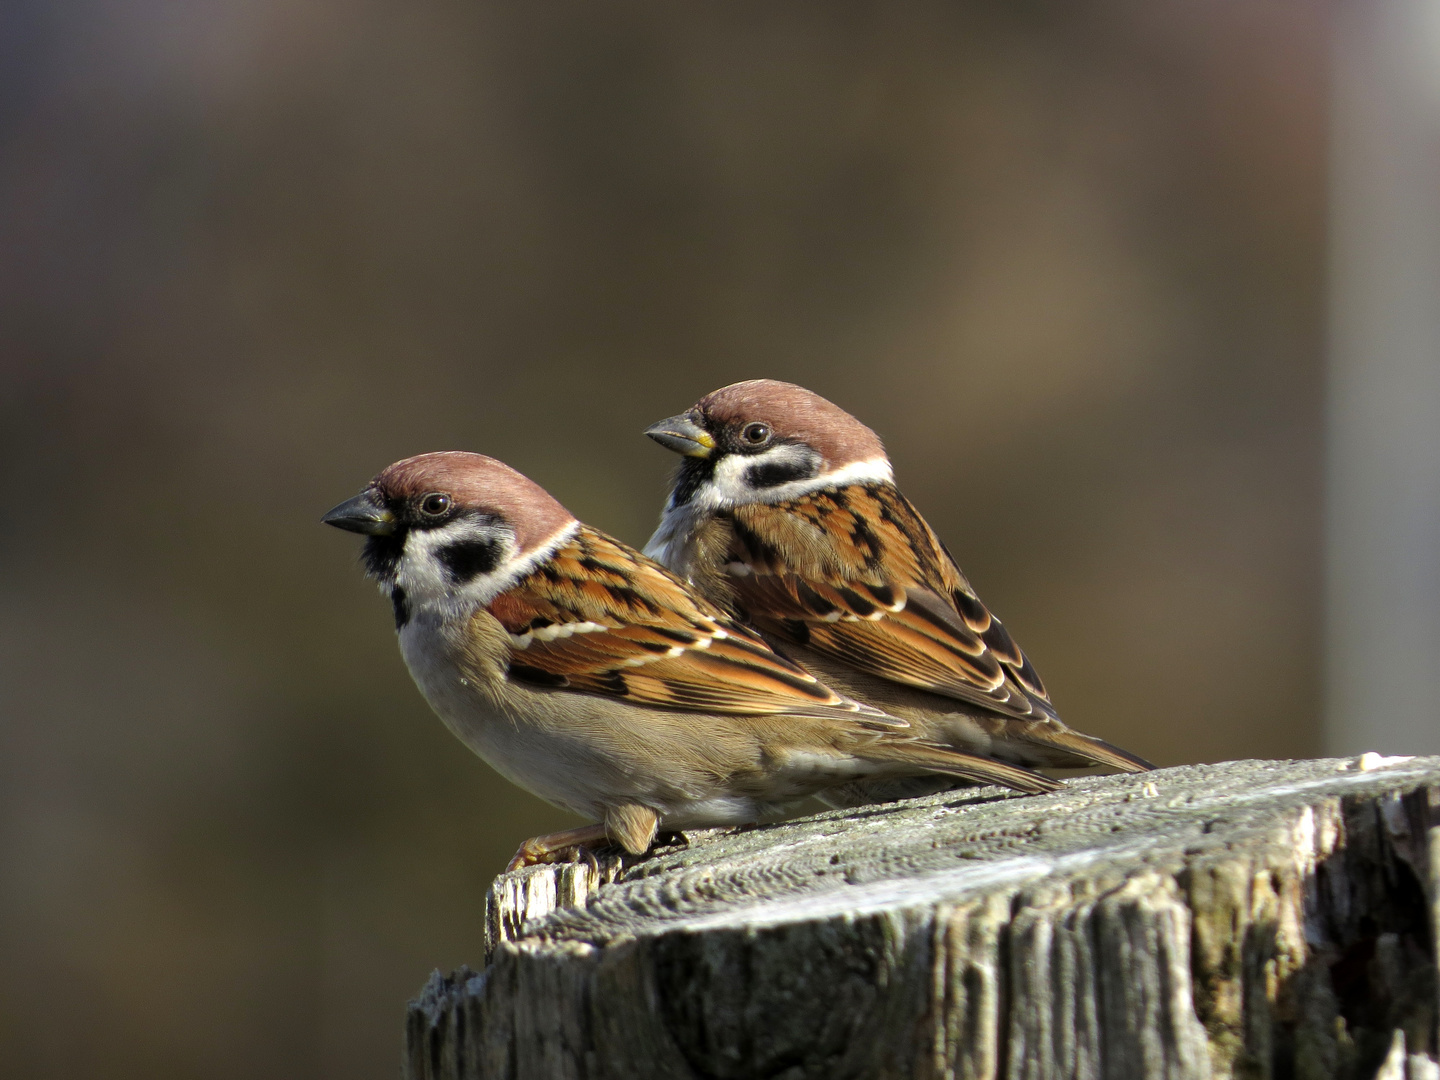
404, 757, 1440, 1080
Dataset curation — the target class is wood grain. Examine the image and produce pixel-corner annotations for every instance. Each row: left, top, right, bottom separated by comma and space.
405, 757, 1440, 1080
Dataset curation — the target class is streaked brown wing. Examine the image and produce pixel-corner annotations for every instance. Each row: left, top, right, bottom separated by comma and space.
487, 525, 902, 724
725, 484, 1057, 721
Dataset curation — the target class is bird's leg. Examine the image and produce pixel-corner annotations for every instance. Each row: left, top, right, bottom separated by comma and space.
507, 806, 664, 872
506, 824, 612, 872
604, 803, 659, 856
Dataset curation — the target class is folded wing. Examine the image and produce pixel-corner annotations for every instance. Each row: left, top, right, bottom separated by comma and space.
488, 525, 903, 725
724, 484, 1061, 723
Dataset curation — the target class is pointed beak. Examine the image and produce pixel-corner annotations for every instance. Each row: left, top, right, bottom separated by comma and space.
644, 414, 715, 458
322, 490, 396, 535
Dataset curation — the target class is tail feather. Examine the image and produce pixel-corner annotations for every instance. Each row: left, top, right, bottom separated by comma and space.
1015, 726, 1154, 773
860, 740, 1064, 795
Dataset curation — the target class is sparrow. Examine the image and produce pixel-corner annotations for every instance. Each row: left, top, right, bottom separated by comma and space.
641, 379, 1153, 799
323, 451, 1062, 869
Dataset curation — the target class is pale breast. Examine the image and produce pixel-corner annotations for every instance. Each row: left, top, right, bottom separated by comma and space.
393, 608, 788, 823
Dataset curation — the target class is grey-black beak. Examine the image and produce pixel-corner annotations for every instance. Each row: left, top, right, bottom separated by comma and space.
322, 490, 396, 535
644, 414, 715, 458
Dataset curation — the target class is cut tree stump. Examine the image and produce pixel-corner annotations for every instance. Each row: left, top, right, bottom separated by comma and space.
404, 757, 1440, 1080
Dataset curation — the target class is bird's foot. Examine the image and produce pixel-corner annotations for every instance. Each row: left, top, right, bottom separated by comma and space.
505, 824, 613, 872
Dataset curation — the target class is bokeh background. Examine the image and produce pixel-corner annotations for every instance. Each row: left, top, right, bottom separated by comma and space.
1, 2, 1332, 1076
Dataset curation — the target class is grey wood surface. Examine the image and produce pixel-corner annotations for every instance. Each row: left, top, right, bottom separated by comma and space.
404, 757, 1440, 1080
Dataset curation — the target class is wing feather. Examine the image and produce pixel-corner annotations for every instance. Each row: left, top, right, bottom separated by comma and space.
725, 485, 1059, 722
489, 526, 902, 725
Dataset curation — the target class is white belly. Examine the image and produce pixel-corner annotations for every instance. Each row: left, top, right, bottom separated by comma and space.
394, 611, 882, 831
395, 616, 599, 816
394, 614, 793, 826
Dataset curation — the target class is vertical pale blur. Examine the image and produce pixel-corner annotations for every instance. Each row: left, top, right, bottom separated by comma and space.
1327, 0, 1440, 754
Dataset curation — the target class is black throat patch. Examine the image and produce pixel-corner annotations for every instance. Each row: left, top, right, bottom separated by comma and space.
390, 586, 410, 629
362, 532, 411, 629
363, 532, 405, 582
669, 455, 718, 507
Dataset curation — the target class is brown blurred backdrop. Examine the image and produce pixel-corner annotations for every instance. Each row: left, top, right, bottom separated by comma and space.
0, 2, 1325, 1077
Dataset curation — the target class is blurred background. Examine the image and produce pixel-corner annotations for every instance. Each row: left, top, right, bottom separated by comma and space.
0, 0, 1411, 1075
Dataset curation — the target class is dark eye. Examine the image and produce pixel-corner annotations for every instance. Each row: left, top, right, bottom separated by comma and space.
419, 493, 452, 517
742, 422, 771, 446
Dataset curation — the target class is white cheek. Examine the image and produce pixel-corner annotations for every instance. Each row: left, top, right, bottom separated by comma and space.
708, 453, 759, 504
645, 450, 894, 572
691, 450, 894, 510
701, 444, 818, 506
396, 521, 515, 611
397, 519, 579, 616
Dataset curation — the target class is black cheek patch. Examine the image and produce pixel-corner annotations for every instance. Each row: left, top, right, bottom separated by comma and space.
746, 457, 818, 489
437, 538, 502, 583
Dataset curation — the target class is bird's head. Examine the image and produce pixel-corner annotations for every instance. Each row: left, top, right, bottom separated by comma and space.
323, 451, 576, 626
645, 379, 892, 511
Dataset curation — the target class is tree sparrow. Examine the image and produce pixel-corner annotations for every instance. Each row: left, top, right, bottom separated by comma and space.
323, 451, 1062, 868
642, 380, 1153, 795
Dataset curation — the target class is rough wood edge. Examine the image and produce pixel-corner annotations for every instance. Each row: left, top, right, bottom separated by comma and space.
405, 756, 1440, 1080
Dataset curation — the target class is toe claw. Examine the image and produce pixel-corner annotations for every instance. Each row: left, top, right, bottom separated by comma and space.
505, 824, 612, 873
